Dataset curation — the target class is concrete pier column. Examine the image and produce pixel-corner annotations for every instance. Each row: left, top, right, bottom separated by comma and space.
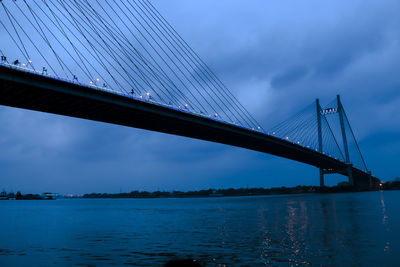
319, 169, 325, 187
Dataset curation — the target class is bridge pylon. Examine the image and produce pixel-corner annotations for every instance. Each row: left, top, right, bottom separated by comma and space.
269, 94, 375, 188
316, 98, 325, 187
337, 95, 354, 186
316, 95, 356, 187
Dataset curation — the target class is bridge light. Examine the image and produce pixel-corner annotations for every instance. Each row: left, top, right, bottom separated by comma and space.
89, 81, 93, 85
257, 126, 261, 130
214, 113, 218, 117
322, 107, 338, 115
28, 59, 32, 63
297, 141, 300, 144
272, 132, 276, 135
285, 136, 289, 140
22, 63, 26, 66
146, 92, 150, 96
96, 78, 100, 82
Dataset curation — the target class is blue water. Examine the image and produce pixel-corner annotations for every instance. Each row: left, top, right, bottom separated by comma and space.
0, 191, 399, 266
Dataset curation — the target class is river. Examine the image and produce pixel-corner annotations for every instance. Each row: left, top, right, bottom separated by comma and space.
0, 191, 399, 266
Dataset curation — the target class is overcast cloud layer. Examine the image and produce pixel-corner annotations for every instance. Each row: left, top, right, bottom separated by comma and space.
1, 0, 399, 194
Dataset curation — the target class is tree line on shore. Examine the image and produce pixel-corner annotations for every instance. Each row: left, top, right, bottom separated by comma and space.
0, 191, 58, 200
82, 184, 382, 199
0, 191, 43, 200
2, 180, 398, 200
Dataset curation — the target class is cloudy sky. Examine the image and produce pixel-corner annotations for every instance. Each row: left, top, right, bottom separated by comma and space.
1, 0, 399, 194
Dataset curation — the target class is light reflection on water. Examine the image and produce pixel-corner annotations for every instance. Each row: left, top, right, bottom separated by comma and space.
0, 191, 399, 266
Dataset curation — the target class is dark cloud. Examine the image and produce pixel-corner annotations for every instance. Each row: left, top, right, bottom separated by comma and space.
271, 66, 309, 89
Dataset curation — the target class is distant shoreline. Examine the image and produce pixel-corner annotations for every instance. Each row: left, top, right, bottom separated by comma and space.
82, 183, 400, 199
2, 182, 398, 200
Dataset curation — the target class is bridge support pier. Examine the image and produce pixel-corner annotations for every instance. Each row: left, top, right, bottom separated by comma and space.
319, 166, 355, 187
319, 169, 325, 187
368, 171, 373, 188
346, 164, 354, 186
319, 168, 336, 186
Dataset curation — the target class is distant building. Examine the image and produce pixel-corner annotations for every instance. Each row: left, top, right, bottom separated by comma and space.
41, 192, 58, 200
0, 191, 8, 200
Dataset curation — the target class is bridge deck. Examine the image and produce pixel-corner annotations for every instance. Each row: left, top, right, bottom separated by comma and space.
0, 64, 376, 188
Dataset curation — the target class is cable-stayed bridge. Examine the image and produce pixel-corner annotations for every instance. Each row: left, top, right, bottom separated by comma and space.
0, 0, 378, 188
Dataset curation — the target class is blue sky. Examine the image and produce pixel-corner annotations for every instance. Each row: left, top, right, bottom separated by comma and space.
0, 0, 399, 194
